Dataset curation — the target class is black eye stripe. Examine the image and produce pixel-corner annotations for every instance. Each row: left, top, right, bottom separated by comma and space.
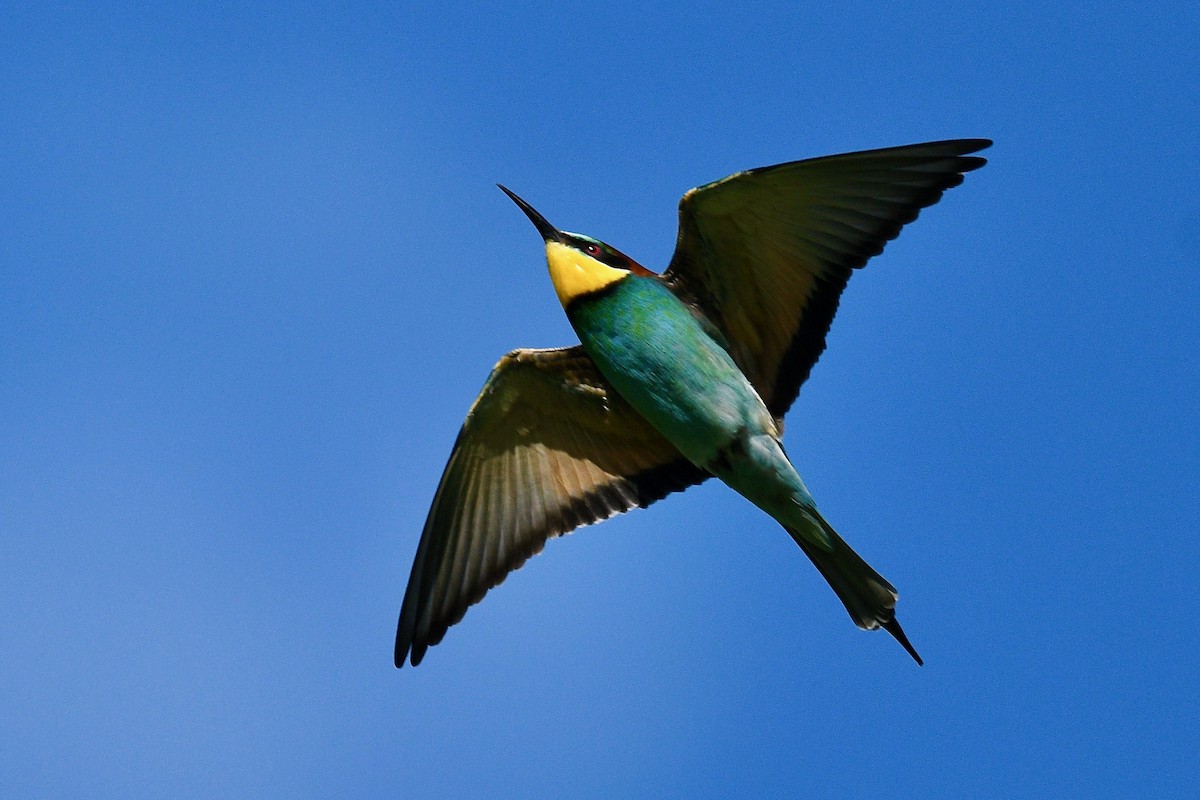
572, 235, 630, 269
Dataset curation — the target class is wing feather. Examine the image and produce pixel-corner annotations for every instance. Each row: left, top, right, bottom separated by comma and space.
663, 139, 990, 418
395, 346, 708, 667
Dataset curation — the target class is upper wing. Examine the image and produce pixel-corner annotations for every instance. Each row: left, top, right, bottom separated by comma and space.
395, 346, 708, 667
662, 139, 990, 419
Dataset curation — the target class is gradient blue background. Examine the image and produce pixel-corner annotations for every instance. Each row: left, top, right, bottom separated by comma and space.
3, 3, 1197, 797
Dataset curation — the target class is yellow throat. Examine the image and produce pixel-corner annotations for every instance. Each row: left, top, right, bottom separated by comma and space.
545, 240, 629, 307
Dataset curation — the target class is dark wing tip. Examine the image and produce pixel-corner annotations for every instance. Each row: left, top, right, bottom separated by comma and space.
937, 137, 992, 151
395, 613, 416, 668
396, 616, 429, 668
907, 137, 992, 157
409, 644, 426, 667
734, 137, 992, 179
927, 138, 991, 175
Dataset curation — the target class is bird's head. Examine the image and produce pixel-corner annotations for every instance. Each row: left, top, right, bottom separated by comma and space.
498, 185, 651, 308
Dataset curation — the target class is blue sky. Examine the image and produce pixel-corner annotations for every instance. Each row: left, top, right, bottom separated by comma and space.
3, 2, 1197, 797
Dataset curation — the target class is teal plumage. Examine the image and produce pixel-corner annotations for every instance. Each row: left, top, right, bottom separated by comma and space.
568, 274, 907, 652
568, 276, 766, 469
395, 139, 990, 668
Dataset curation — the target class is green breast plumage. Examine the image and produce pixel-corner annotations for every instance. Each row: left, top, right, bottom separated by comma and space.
566, 275, 773, 467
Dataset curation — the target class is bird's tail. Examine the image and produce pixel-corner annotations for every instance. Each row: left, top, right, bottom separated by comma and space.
786, 511, 923, 665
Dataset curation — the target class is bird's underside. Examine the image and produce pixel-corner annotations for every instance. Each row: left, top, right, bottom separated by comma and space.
395, 138, 991, 668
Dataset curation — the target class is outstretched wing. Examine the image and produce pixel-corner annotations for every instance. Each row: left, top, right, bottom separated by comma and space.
662, 139, 990, 419
396, 346, 708, 667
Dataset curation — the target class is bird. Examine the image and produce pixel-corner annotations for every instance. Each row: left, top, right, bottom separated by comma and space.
394, 138, 990, 668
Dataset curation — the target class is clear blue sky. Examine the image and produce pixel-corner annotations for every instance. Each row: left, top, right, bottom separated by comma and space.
3, 2, 1197, 797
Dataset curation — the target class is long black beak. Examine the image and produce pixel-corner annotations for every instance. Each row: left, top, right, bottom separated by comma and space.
497, 184, 562, 243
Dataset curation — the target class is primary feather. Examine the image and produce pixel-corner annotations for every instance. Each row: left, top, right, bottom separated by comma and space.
396, 347, 706, 667
664, 138, 990, 419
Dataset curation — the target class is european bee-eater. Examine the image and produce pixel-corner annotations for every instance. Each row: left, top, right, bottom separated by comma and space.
395, 139, 990, 668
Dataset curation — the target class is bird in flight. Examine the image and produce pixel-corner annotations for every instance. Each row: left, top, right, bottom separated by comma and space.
395, 139, 990, 668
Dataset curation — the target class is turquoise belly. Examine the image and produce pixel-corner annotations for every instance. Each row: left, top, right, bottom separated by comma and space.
567, 276, 771, 466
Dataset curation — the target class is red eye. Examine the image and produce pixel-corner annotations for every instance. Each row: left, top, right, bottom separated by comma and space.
585, 243, 601, 256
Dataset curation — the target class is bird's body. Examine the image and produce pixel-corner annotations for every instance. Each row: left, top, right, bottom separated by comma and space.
568, 273, 771, 469
567, 270, 829, 542
395, 139, 991, 668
